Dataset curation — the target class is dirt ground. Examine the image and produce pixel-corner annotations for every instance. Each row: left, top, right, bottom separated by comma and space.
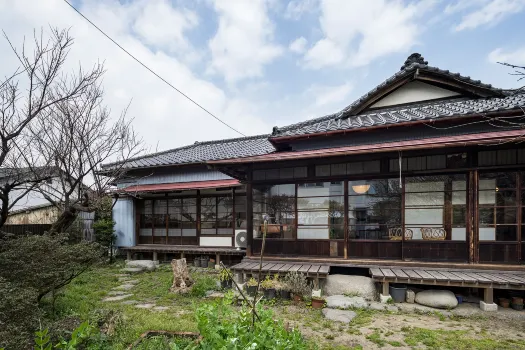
273, 303, 525, 349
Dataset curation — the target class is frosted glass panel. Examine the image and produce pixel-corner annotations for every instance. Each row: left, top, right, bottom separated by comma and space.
154, 228, 165, 237
405, 181, 444, 192
298, 227, 329, 239
182, 229, 197, 236
452, 228, 466, 241
139, 228, 151, 236
405, 192, 444, 206
479, 228, 496, 241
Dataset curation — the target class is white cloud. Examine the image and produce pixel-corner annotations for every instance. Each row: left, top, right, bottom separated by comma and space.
0, 0, 271, 156
289, 36, 308, 54
488, 47, 525, 65
207, 0, 283, 84
452, 0, 525, 31
302, 0, 435, 69
307, 82, 353, 107
284, 0, 318, 20
132, 0, 198, 53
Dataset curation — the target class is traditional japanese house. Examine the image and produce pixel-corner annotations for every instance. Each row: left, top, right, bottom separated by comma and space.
107, 54, 525, 309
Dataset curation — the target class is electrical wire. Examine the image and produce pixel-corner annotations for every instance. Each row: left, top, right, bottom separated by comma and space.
61, 0, 246, 137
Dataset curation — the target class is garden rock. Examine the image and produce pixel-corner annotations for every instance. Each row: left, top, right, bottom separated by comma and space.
323, 275, 376, 300
368, 301, 399, 312
322, 308, 357, 324
153, 306, 169, 311
126, 260, 157, 272
121, 300, 138, 305
120, 267, 145, 274
415, 290, 458, 309
102, 294, 133, 302
326, 295, 369, 309
406, 289, 416, 304
107, 291, 127, 296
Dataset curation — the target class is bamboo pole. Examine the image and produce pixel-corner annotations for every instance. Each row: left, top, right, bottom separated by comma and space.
252, 217, 268, 327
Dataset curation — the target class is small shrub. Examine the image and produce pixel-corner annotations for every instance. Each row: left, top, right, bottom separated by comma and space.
195, 299, 309, 349
190, 275, 217, 297
261, 275, 274, 289
284, 271, 310, 297
246, 277, 258, 287
218, 268, 232, 282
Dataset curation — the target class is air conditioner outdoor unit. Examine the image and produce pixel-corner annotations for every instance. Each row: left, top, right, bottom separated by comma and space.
234, 229, 247, 249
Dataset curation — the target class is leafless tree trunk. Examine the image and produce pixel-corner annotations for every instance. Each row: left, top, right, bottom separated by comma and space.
0, 28, 104, 230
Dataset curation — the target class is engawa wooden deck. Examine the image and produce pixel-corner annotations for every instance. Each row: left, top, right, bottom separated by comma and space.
232, 262, 330, 283
122, 244, 245, 255
370, 266, 525, 310
369, 267, 525, 290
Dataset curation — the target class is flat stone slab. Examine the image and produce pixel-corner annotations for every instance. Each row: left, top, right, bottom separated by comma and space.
113, 284, 135, 291
326, 295, 369, 309
114, 273, 131, 277
121, 300, 138, 305
125, 279, 140, 284
126, 260, 157, 272
135, 303, 156, 309
324, 275, 377, 300
107, 291, 128, 296
205, 291, 224, 298
102, 294, 133, 302
120, 267, 145, 274
322, 308, 357, 324
153, 306, 170, 311
368, 301, 399, 312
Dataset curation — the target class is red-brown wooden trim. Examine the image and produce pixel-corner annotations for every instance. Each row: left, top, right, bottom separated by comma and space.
196, 190, 201, 246
344, 180, 349, 259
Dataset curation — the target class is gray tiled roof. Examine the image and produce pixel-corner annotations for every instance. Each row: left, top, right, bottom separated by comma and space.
101, 134, 275, 170
271, 93, 525, 138
272, 53, 524, 138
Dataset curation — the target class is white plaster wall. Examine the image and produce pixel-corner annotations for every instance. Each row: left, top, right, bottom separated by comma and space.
370, 81, 460, 108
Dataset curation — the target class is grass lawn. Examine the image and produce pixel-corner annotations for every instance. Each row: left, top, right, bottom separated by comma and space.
41, 261, 525, 349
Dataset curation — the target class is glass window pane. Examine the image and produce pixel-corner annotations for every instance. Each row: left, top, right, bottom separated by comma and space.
480, 173, 516, 189
405, 208, 443, 225
496, 226, 517, 241
349, 225, 389, 240
479, 208, 494, 226
496, 207, 517, 224
298, 182, 344, 197
452, 206, 466, 226
495, 191, 516, 206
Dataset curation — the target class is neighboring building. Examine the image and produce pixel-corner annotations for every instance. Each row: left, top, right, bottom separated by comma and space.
106, 53, 525, 267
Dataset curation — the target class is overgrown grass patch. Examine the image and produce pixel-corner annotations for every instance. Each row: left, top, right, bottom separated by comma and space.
402, 326, 525, 349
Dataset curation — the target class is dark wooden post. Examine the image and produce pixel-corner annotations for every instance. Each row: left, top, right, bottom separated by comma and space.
246, 169, 253, 257
517, 172, 522, 262
196, 190, 201, 246
134, 198, 140, 246
344, 180, 349, 259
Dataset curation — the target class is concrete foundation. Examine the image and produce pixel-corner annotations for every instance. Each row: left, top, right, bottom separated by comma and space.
480, 301, 498, 312
380, 293, 392, 304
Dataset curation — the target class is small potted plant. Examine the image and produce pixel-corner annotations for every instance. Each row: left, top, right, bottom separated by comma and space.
219, 268, 232, 289
284, 271, 309, 303
311, 296, 325, 309
261, 275, 276, 300
246, 277, 258, 296
274, 274, 290, 299
208, 258, 215, 269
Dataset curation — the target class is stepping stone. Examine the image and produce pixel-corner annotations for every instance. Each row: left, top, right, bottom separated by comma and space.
153, 306, 169, 311
126, 260, 157, 272
102, 294, 133, 302
135, 303, 156, 309
322, 308, 357, 324
326, 295, 369, 309
205, 291, 225, 298
107, 291, 128, 296
114, 274, 131, 277
125, 279, 140, 284
121, 300, 138, 305
120, 267, 145, 274
113, 284, 135, 291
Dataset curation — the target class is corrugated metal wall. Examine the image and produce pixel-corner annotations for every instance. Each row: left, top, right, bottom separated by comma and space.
117, 167, 231, 189
113, 198, 135, 247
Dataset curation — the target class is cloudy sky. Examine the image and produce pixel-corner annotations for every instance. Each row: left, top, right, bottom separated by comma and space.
1, 0, 524, 154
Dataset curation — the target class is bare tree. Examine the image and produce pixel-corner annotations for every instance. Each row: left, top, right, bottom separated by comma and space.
0, 28, 104, 229
28, 62, 143, 233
